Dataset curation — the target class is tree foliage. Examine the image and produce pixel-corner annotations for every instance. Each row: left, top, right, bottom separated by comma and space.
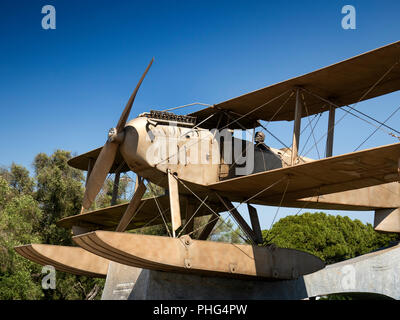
34, 150, 84, 245
93, 174, 132, 209
0, 177, 43, 299
0, 151, 108, 300
262, 212, 399, 264
209, 217, 245, 244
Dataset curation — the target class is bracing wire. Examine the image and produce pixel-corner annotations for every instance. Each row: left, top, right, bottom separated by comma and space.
354, 104, 400, 151
147, 180, 172, 237
263, 179, 290, 244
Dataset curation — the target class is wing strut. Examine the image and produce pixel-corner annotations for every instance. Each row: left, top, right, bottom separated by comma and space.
116, 177, 146, 232
168, 170, 182, 237
197, 212, 220, 240
326, 106, 336, 157
247, 204, 263, 244
215, 193, 259, 244
291, 88, 302, 165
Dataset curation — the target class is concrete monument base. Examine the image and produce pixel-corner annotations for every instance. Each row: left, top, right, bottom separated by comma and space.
101, 242, 400, 300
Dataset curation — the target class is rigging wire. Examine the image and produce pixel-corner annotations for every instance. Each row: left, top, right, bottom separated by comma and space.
301, 107, 351, 158
147, 181, 172, 237
259, 112, 321, 163
188, 177, 285, 244
119, 178, 161, 231
346, 104, 400, 136
341, 106, 400, 139
134, 211, 168, 234
258, 112, 320, 151
225, 112, 255, 171
220, 90, 292, 130
263, 179, 290, 244
161, 102, 213, 112
267, 188, 321, 244
174, 176, 256, 244
154, 113, 218, 167
262, 90, 295, 128
298, 113, 322, 157
186, 210, 250, 244
183, 210, 256, 261
302, 103, 400, 158
302, 94, 321, 159
177, 195, 209, 238
300, 61, 399, 157
353, 104, 400, 151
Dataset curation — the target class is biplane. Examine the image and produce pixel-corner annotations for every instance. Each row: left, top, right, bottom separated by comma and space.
16, 41, 400, 281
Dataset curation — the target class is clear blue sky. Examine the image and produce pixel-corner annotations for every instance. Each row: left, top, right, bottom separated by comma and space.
1, 0, 399, 229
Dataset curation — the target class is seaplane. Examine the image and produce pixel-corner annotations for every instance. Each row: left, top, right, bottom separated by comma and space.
16, 41, 400, 281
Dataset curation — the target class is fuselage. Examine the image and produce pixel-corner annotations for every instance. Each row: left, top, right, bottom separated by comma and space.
118, 115, 312, 190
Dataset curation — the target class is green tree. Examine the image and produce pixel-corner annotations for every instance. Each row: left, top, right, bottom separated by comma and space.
130, 181, 169, 236
33, 150, 84, 246
143, 181, 165, 199
0, 163, 34, 195
0, 152, 126, 300
33, 150, 105, 300
210, 218, 245, 244
262, 212, 399, 264
0, 177, 44, 299
94, 174, 132, 209
0, 151, 108, 300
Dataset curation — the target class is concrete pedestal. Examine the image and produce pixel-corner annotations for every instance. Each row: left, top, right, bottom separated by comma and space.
101, 242, 400, 300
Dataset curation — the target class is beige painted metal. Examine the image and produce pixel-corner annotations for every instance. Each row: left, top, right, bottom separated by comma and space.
68, 147, 130, 173
116, 178, 146, 232
73, 231, 325, 280
291, 89, 302, 165
86, 158, 93, 187
72, 225, 91, 236
374, 208, 400, 233
57, 194, 224, 231
118, 117, 220, 187
197, 213, 220, 240
208, 142, 400, 204
326, 106, 335, 157
82, 141, 120, 210
168, 170, 182, 237
62, 140, 400, 235
134, 174, 139, 192
189, 41, 400, 126
81, 59, 153, 211
247, 204, 263, 244
183, 197, 195, 234
14, 244, 109, 278
69, 117, 399, 214
15, 43, 400, 285
110, 171, 120, 206
216, 194, 258, 243
297, 182, 400, 210
116, 58, 154, 132
73, 231, 168, 271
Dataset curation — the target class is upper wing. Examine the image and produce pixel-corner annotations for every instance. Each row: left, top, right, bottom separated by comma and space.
189, 41, 400, 128
208, 143, 400, 204
68, 146, 130, 173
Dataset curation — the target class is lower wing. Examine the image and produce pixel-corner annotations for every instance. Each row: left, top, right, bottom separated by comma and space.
208, 142, 400, 204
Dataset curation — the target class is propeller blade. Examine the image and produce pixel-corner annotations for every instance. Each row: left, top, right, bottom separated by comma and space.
81, 59, 154, 211
116, 58, 154, 132
81, 141, 119, 210
116, 177, 146, 232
